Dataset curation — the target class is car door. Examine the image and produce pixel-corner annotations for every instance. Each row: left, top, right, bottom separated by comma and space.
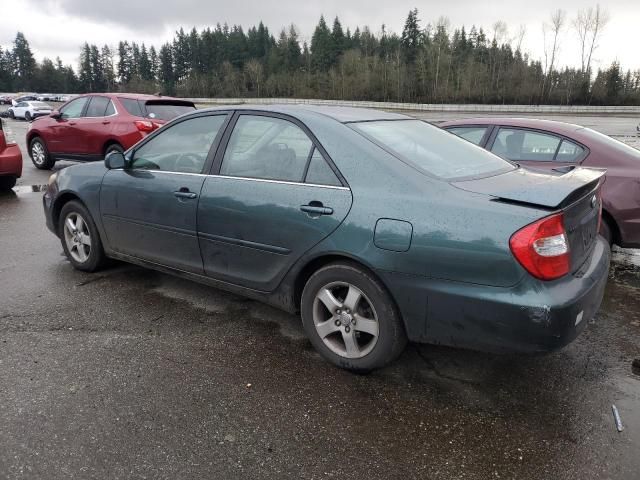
100, 113, 229, 274
79, 96, 116, 157
488, 127, 587, 172
14, 102, 28, 118
47, 96, 90, 155
197, 112, 353, 292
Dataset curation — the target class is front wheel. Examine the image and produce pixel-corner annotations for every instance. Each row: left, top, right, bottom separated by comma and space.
58, 200, 106, 272
30, 137, 55, 170
301, 262, 407, 372
9, 110, 15, 119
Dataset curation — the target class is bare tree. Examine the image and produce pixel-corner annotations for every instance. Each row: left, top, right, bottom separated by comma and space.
515, 25, 526, 53
573, 4, 610, 76
244, 59, 263, 97
542, 9, 566, 100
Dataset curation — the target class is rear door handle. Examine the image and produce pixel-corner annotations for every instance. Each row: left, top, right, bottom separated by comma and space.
174, 189, 197, 200
300, 204, 333, 216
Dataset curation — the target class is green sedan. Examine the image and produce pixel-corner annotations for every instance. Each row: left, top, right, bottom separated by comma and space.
43, 106, 610, 372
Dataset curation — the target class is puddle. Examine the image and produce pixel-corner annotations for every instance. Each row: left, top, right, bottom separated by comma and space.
610, 247, 640, 287
12, 184, 48, 194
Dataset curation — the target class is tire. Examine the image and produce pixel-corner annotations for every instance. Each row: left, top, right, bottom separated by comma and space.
104, 143, 124, 158
29, 137, 55, 170
301, 261, 407, 372
600, 217, 613, 246
25, 111, 32, 122
9, 110, 14, 119
58, 200, 106, 272
0, 176, 16, 191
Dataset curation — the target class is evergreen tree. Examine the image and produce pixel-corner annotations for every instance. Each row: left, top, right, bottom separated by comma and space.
401, 9, 421, 64
311, 16, 333, 72
158, 43, 175, 94
12, 32, 36, 89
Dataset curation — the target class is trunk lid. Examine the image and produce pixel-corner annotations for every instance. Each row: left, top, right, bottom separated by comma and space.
453, 166, 605, 274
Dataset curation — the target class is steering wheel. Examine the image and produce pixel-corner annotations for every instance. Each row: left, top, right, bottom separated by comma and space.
175, 153, 203, 173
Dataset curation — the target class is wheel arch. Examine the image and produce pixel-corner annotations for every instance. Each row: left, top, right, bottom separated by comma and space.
102, 139, 124, 156
52, 192, 85, 235
602, 208, 621, 245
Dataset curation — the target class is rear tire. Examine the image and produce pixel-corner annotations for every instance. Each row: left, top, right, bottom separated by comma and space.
30, 137, 55, 170
301, 261, 407, 373
9, 110, 14, 119
600, 218, 613, 246
0, 176, 17, 191
58, 200, 106, 272
25, 111, 32, 122
104, 143, 124, 158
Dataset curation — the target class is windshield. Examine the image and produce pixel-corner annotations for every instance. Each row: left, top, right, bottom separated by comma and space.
579, 128, 640, 160
144, 102, 196, 121
352, 120, 515, 180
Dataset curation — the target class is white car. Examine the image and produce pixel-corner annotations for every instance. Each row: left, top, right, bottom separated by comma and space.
8, 101, 53, 121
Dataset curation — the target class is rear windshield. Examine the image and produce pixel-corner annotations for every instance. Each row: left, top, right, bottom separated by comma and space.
144, 102, 196, 121
352, 120, 515, 180
579, 128, 640, 161
31, 102, 49, 107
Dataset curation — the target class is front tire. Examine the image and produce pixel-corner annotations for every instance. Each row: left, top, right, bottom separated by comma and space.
301, 262, 407, 372
58, 200, 106, 272
30, 137, 55, 170
600, 217, 614, 246
0, 176, 17, 191
9, 110, 15, 119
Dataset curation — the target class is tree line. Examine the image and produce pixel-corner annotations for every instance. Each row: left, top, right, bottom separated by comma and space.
1, 7, 639, 105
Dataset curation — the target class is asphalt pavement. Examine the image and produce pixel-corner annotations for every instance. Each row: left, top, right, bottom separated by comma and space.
0, 110, 639, 480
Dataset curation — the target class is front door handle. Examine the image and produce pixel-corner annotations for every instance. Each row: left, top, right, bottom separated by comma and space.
102, 120, 111, 125
174, 188, 197, 200
300, 203, 333, 216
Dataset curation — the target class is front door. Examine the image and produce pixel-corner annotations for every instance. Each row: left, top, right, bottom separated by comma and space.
48, 96, 90, 155
198, 113, 353, 291
100, 113, 228, 273
488, 127, 586, 172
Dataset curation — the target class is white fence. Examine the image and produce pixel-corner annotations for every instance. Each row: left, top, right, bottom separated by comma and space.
188, 97, 640, 115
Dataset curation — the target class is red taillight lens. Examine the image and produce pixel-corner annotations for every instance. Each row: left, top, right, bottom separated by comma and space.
134, 120, 158, 133
509, 213, 570, 281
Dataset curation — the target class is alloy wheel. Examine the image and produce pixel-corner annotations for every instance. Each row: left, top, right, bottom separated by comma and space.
63, 212, 92, 263
31, 142, 45, 165
312, 282, 379, 359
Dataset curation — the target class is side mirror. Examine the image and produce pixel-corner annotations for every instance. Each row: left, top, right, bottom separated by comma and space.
105, 151, 126, 169
50, 110, 62, 119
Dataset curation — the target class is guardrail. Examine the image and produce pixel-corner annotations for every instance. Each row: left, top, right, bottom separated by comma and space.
189, 97, 640, 115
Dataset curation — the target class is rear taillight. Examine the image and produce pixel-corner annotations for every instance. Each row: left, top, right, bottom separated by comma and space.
134, 120, 160, 133
509, 212, 570, 281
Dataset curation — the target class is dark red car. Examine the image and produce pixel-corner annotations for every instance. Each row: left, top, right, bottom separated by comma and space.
26, 93, 196, 170
441, 118, 640, 248
0, 119, 22, 190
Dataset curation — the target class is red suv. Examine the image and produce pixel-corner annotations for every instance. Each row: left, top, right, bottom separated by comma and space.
0, 119, 22, 190
26, 93, 196, 170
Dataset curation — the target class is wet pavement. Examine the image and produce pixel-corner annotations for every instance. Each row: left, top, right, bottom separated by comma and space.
1, 112, 639, 479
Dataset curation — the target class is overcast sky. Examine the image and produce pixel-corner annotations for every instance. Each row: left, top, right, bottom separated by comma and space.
1, 0, 637, 72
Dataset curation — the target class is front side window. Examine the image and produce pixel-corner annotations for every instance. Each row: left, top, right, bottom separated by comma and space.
446, 126, 488, 146
85, 96, 111, 117
491, 128, 561, 162
131, 115, 226, 174
60, 97, 88, 119
220, 115, 313, 182
352, 120, 514, 180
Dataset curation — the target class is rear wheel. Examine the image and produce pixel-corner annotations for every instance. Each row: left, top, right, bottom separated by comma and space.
9, 110, 14, 119
104, 143, 124, 158
24, 111, 32, 122
58, 200, 106, 272
301, 262, 407, 372
0, 176, 16, 191
30, 137, 55, 170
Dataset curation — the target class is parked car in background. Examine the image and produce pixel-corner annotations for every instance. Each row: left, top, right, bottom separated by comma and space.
0, 118, 22, 190
27, 93, 196, 170
441, 118, 640, 248
43, 106, 609, 372
8, 101, 53, 121
37, 93, 55, 102
11, 95, 37, 106
0, 95, 13, 105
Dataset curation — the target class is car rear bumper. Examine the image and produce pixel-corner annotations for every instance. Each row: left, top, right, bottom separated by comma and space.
380, 236, 611, 353
0, 145, 23, 178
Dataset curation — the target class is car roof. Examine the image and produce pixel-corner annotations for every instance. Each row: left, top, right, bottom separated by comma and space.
198, 104, 412, 123
439, 117, 585, 136
79, 93, 190, 103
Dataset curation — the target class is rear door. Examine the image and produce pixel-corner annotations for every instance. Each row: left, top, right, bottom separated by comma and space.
197, 112, 353, 291
488, 127, 587, 173
100, 113, 229, 273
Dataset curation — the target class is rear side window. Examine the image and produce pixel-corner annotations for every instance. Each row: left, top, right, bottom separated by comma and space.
144, 102, 196, 121
119, 98, 143, 117
84, 96, 110, 117
221, 115, 313, 182
556, 140, 585, 162
352, 120, 514, 180
446, 126, 488, 146
491, 128, 561, 161
104, 100, 116, 116
305, 148, 341, 186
